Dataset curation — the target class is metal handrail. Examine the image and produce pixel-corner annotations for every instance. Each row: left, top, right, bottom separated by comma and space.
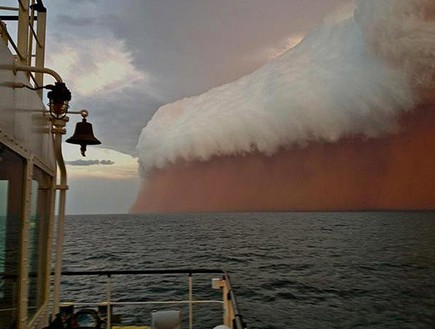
72, 300, 223, 306
225, 272, 246, 329
0, 6, 19, 11
2, 268, 228, 277
56, 269, 247, 329
60, 268, 225, 276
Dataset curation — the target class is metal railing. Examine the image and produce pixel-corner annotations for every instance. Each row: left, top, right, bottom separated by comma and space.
0, 0, 47, 93
56, 268, 247, 329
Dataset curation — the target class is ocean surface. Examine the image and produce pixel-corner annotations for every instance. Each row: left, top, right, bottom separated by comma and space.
60, 212, 435, 329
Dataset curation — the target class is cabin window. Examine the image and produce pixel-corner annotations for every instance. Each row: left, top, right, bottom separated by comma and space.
0, 144, 25, 329
27, 166, 51, 320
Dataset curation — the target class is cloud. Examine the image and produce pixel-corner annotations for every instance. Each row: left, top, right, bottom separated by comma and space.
99, 160, 115, 165
55, 15, 98, 27
47, 37, 147, 99
66, 159, 115, 166
47, 0, 349, 157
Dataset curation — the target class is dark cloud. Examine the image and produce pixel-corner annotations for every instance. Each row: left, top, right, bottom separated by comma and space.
107, 0, 348, 98
99, 160, 114, 165
68, 0, 100, 3
66, 159, 115, 166
56, 15, 96, 27
55, 13, 118, 29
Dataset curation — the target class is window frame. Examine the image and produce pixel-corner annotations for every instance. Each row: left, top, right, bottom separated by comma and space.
0, 131, 56, 329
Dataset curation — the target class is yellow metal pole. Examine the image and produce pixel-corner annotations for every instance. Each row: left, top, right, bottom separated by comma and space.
17, 0, 29, 63
17, 160, 33, 329
45, 162, 57, 321
27, 1, 34, 67
34, 4, 46, 94
52, 117, 69, 315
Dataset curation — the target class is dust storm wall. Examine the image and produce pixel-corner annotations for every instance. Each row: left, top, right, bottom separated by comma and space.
131, 0, 435, 213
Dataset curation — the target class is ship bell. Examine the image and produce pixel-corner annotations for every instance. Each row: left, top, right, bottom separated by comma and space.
66, 118, 101, 157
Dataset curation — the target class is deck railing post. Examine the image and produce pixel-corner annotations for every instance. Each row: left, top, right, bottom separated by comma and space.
188, 273, 193, 329
107, 274, 112, 329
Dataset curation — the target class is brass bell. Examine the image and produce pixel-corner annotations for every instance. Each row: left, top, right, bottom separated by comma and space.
66, 118, 101, 156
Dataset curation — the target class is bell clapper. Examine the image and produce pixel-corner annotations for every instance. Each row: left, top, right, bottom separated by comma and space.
80, 144, 87, 157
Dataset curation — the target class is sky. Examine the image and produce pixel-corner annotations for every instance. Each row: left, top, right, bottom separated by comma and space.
40, 0, 350, 214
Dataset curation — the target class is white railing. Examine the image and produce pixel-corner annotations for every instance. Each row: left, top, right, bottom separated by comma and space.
56, 269, 247, 329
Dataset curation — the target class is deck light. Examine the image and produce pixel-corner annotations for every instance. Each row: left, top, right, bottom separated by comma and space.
46, 82, 71, 118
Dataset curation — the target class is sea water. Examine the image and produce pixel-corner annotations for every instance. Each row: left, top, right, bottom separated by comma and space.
60, 212, 435, 329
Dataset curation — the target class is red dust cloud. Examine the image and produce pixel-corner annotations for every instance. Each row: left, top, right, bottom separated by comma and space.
131, 95, 435, 213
